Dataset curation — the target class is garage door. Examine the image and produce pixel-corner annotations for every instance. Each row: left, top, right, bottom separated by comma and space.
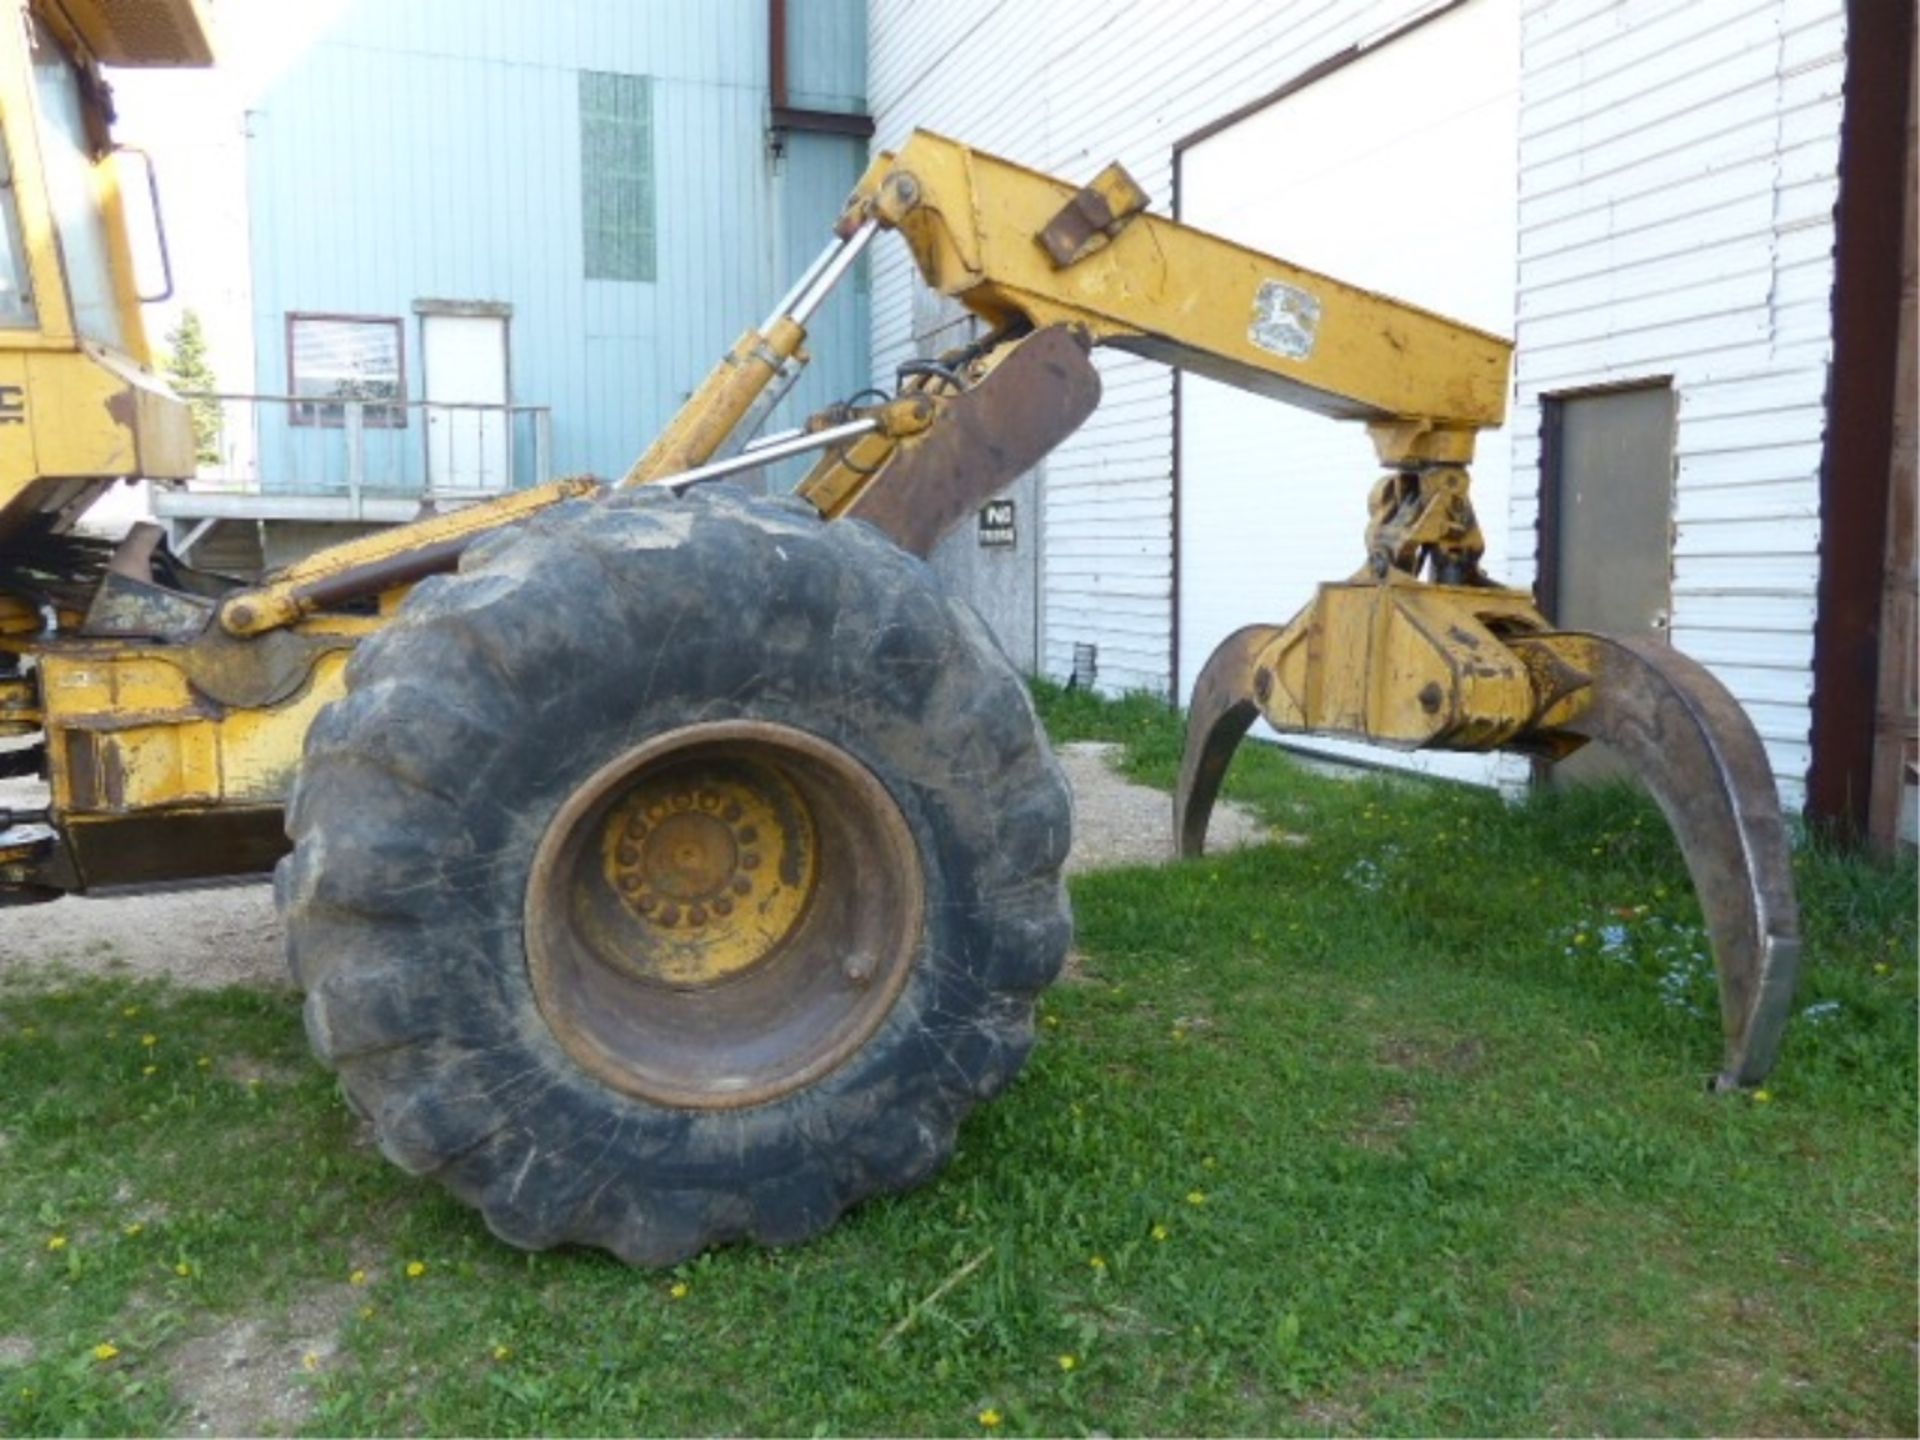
1176, 0, 1519, 785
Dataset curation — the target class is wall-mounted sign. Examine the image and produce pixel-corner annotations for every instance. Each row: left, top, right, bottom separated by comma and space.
978, 499, 1015, 547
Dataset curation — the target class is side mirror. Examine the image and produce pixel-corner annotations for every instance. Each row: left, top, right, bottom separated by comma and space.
113, 145, 172, 304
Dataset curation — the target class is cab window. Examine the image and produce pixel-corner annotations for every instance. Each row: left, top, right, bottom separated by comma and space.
0, 133, 36, 328
28, 18, 123, 349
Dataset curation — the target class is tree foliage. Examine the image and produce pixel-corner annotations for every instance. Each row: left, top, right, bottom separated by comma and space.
162, 309, 222, 465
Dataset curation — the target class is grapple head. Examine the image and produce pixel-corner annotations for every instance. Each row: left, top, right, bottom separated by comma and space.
1176, 611, 1800, 1091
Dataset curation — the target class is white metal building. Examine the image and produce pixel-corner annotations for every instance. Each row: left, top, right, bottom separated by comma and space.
867, 0, 1887, 820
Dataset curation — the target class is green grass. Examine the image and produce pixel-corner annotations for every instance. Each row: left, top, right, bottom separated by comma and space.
1, 683, 1913, 1436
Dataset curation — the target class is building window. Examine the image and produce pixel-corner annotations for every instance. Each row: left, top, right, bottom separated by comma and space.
288, 314, 406, 427
580, 71, 655, 282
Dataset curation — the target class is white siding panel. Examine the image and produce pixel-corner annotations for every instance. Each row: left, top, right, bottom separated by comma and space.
1507, 0, 1843, 814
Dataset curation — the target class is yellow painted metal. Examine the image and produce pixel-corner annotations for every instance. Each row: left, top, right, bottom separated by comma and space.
596, 759, 816, 987
0, 1, 198, 543
0, 671, 37, 734
620, 318, 808, 488
795, 393, 935, 519
840, 131, 1512, 453
1246, 578, 1577, 751
38, 636, 367, 814
218, 477, 602, 637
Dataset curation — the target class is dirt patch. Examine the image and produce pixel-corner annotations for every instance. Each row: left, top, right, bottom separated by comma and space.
0, 883, 285, 992
1375, 1034, 1486, 1075
1059, 741, 1270, 874
164, 1285, 358, 1437
0, 1334, 35, 1368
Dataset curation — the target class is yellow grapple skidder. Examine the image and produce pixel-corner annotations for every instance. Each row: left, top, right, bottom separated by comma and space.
0, 6, 1796, 1264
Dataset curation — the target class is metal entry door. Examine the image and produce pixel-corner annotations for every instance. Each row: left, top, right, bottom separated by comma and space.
423, 311, 510, 494
1544, 382, 1677, 782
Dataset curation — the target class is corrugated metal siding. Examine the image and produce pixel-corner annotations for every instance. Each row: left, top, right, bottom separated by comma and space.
247, 0, 868, 487
867, 0, 1472, 695
1503, 0, 1845, 810
786, 0, 867, 112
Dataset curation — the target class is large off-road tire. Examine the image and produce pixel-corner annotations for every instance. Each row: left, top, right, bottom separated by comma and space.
277, 485, 1071, 1264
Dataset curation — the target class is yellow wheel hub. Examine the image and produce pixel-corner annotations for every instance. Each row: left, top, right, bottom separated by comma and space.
525, 720, 923, 1110
600, 765, 815, 987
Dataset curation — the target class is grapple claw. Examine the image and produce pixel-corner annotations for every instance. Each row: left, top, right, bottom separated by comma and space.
1175, 625, 1284, 858
1525, 632, 1802, 1089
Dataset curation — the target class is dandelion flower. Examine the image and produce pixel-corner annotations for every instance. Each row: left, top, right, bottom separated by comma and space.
142, 1065, 157, 1077
405, 1260, 427, 1278
493, 1344, 512, 1361
358, 1305, 375, 1321
1043, 1014, 1060, 1029
1150, 1223, 1169, 1242
123, 1223, 144, 1238
175, 1262, 192, 1277
302, 1352, 320, 1372
140, 1033, 157, 1048
46, 1234, 67, 1251
668, 1281, 689, 1300
1088, 1254, 1107, 1272
1057, 1353, 1078, 1371
1874, 962, 1891, 976
1752, 1089, 1773, 1104
121, 1006, 140, 1019
1186, 1190, 1208, 1206
91, 1342, 118, 1362
349, 1268, 367, 1286
978, 1408, 1003, 1428
196, 1057, 212, 1070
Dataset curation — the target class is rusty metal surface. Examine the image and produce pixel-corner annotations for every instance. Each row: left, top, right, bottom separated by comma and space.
1520, 632, 1802, 1089
525, 719, 924, 1111
1037, 162, 1151, 268
50, 805, 289, 891
1175, 623, 1284, 858
842, 325, 1101, 557
80, 570, 214, 641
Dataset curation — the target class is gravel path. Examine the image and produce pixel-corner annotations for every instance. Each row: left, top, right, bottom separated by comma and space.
0, 741, 1270, 990
1058, 740, 1268, 874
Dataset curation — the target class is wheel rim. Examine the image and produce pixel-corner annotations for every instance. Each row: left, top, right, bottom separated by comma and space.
525, 720, 924, 1109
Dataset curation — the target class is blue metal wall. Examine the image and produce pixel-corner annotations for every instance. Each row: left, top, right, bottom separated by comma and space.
245, 0, 869, 491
